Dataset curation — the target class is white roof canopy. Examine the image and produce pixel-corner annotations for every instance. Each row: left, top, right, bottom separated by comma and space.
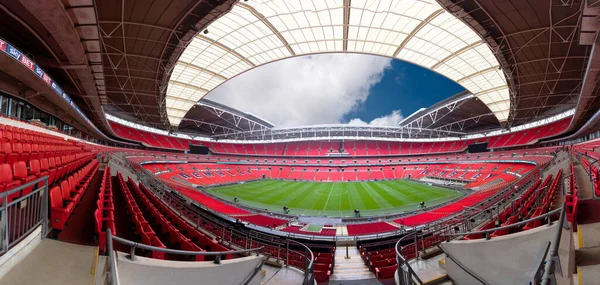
167, 0, 510, 126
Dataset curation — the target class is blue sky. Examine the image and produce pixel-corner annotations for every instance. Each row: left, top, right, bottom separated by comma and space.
206, 54, 465, 127
342, 59, 465, 124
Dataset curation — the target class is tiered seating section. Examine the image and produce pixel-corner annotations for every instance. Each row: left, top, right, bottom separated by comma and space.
141, 157, 547, 234
487, 117, 570, 149
109, 118, 570, 155
109, 121, 188, 150
281, 225, 337, 236
151, 162, 527, 189
565, 163, 578, 225
236, 214, 288, 228
119, 173, 239, 260
146, 163, 262, 186
49, 159, 99, 230
464, 171, 562, 239
96, 167, 116, 252
359, 234, 441, 280
395, 179, 522, 227
117, 173, 168, 258
346, 222, 399, 236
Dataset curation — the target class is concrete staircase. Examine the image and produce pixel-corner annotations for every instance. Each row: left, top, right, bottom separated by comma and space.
330, 246, 380, 284
572, 161, 600, 284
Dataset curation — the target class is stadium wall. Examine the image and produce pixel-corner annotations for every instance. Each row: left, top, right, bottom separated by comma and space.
441, 223, 574, 285
114, 252, 263, 285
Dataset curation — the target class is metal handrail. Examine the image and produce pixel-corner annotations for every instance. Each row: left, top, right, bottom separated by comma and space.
106, 226, 264, 262
395, 232, 424, 285
540, 205, 567, 285
287, 239, 315, 285
106, 229, 120, 285
0, 175, 48, 199
0, 175, 49, 254
441, 206, 562, 239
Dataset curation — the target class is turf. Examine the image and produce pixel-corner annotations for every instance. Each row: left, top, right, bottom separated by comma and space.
206, 179, 463, 217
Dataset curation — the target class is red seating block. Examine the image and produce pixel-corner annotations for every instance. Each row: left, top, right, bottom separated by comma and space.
13, 161, 36, 197
0, 163, 21, 203
49, 186, 74, 230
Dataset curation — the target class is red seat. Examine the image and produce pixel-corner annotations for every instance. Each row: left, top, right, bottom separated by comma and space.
29, 159, 48, 180
375, 264, 398, 279
0, 142, 11, 163
0, 163, 21, 203
20, 143, 31, 162
49, 186, 74, 230
46, 158, 57, 185
68, 176, 84, 194
7, 143, 21, 164
40, 158, 55, 185
13, 161, 36, 197
314, 270, 331, 283
95, 208, 114, 251
60, 180, 81, 204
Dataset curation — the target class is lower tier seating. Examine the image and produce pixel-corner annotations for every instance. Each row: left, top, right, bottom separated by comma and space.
49, 159, 99, 230
346, 222, 398, 236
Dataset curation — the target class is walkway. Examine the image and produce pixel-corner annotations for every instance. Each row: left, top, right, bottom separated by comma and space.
573, 151, 600, 284
0, 239, 97, 285
261, 264, 305, 285
408, 255, 449, 284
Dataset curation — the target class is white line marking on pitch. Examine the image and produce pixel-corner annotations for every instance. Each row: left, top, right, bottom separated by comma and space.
320, 183, 336, 216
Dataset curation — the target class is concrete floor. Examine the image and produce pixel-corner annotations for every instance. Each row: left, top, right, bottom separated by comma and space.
0, 239, 97, 285
407, 255, 447, 283
578, 265, 600, 285
574, 163, 594, 200
261, 264, 305, 285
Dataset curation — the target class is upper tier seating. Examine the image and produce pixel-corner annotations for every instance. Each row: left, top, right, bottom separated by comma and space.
109, 121, 186, 150
108, 118, 571, 156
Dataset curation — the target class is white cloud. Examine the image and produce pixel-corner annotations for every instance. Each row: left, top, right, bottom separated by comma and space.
205, 54, 392, 127
347, 110, 404, 127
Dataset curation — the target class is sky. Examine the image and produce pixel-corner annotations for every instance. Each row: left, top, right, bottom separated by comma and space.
205, 53, 465, 128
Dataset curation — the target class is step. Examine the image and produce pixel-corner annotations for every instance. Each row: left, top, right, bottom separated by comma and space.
578, 264, 600, 285
329, 279, 382, 285
578, 223, 600, 248
331, 247, 376, 281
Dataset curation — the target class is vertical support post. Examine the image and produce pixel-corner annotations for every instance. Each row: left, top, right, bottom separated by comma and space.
414, 235, 418, 255
286, 240, 290, 267
277, 244, 281, 261
345, 244, 349, 259
128, 243, 137, 261
41, 177, 48, 238
3, 197, 9, 253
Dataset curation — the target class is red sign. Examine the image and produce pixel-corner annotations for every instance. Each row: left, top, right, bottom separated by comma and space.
42, 73, 51, 85
0, 40, 5, 51
20, 55, 34, 71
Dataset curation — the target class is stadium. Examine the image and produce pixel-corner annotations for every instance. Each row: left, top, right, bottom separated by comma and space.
0, 0, 598, 284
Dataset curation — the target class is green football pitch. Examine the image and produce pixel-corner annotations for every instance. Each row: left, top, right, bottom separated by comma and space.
206, 179, 463, 217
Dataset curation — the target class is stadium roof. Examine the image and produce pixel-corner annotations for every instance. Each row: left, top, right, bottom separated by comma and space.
0, 0, 596, 141
398, 91, 501, 134
166, 0, 510, 126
